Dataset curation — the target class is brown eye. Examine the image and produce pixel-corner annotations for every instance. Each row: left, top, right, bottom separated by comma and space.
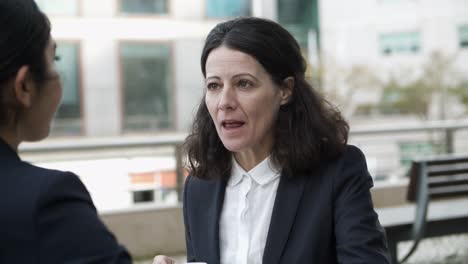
238, 79, 252, 89
207, 82, 220, 90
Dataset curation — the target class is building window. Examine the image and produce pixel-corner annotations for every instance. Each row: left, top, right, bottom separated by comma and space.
206, 0, 250, 18
133, 190, 154, 203
35, 0, 79, 16
121, 43, 172, 132
379, 32, 421, 55
277, 0, 319, 57
459, 25, 468, 48
119, 0, 168, 15
52, 43, 82, 135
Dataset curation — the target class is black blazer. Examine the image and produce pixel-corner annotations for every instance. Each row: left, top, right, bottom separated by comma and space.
183, 145, 391, 263
0, 139, 131, 263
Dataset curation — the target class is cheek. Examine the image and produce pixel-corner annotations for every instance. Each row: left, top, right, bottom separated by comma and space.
205, 95, 217, 119
252, 98, 280, 128
56, 84, 63, 105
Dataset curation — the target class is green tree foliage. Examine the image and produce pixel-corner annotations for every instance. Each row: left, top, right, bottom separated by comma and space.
378, 51, 465, 119
379, 78, 432, 118
450, 81, 468, 109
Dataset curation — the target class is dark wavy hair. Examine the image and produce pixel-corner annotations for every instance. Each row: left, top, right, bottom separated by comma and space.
0, 0, 51, 126
184, 17, 349, 181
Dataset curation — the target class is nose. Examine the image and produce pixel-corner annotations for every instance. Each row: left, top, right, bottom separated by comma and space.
218, 86, 237, 110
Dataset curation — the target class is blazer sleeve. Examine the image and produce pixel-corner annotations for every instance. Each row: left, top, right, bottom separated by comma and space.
333, 147, 391, 263
183, 176, 196, 262
35, 171, 132, 264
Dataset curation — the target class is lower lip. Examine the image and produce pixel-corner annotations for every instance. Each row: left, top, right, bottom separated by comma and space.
221, 124, 244, 135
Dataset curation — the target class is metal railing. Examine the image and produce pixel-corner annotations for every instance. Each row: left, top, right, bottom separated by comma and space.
19, 119, 468, 202
349, 120, 468, 154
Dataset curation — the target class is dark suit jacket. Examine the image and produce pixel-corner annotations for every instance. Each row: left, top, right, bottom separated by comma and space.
0, 139, 131, 263
183, 145, 390, 263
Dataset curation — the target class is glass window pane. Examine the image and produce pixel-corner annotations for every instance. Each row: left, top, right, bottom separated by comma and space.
120, 0, 168, 14
52, 43, 82, 135
35, 0, 79, 16
206, 0, 250, 18
278, 0, 317, 27
379, 32, 421, 55
459, 25, 468, 48
121, 43, 172, 132
277, 0, 319, 56
133, 190, 154, 203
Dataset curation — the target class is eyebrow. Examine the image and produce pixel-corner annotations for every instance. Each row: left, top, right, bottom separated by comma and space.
205, 76, 221, 82
206, 73, 258, 81
232, 73, 257, 80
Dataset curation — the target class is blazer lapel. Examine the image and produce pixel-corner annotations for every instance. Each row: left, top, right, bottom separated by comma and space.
262, 174, 307, 264
196, 179, 226, 264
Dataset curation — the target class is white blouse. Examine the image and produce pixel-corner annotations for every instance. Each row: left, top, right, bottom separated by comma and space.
219, 156, 281, 264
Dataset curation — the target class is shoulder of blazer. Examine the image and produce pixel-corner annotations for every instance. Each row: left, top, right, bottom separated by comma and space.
7, 161, 95, 213
17, 160, 85, 190
34, 168, 93, 208
185, 175, 223, 194
341, 145, 367, 165
328, 144, 373, 197
324, 145, 368, 174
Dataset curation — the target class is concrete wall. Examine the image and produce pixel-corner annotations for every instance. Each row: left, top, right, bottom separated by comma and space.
101, 205, 185, 258
371, 180, 409, 208
174, 39, 205, 132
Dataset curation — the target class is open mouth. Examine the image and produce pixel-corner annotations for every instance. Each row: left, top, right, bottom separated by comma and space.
222, 120, 245, 129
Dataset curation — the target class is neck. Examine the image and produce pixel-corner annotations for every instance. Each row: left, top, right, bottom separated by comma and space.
0, 129, 20, 152
234, 150, 270, 172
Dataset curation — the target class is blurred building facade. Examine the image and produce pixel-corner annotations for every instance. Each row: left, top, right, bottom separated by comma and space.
39, 0, 468, 138
321, 0, 468, 72
319, 0, 468, 119
39, 0, 277, 137
33, 0, 468, 210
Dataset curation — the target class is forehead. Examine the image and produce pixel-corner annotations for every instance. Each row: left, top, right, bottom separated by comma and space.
205, 46, 266, 78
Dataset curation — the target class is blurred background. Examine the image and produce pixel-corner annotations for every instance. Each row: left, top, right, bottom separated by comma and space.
20, 0, 468, 262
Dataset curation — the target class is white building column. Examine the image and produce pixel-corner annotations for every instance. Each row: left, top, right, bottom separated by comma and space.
252, 0, 277, 20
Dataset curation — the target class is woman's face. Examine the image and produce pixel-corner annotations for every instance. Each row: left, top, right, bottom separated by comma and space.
204, 46, 291, 159
20, 37, 62, 141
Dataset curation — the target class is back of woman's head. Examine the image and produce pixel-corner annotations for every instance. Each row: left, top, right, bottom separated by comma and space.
187, 17, 349, 180
0, 0, 51, 124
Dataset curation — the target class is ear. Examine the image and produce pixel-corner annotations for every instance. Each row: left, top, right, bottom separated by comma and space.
13, 66, 35, 108
279, 76, 294, 105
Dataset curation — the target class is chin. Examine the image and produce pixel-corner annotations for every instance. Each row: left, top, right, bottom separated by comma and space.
25, 130, 50, 142
220, 140, 246, 153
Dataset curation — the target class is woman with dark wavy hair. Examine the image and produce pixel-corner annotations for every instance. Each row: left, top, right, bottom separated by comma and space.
0, 0, 131, 263
155, 17, 389, 264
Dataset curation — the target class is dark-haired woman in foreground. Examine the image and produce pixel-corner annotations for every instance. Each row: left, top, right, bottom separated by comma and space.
155, 17, 390, 264
0, 0, 131, 262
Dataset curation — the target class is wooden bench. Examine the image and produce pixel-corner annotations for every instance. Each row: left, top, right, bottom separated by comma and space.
376, 155, 468, 264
